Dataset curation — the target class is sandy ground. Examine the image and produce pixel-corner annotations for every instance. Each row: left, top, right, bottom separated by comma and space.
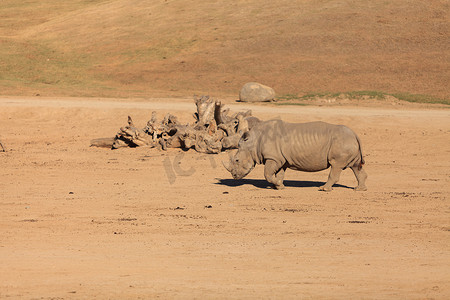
0, 97, 449, 299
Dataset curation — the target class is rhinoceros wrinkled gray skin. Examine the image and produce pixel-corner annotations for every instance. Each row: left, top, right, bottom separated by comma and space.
223, 120, 367, 191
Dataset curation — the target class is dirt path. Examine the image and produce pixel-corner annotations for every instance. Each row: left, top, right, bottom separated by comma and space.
0, 97, 449, 299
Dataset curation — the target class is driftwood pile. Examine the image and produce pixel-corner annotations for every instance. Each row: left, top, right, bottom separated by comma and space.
90, 96, 260, 153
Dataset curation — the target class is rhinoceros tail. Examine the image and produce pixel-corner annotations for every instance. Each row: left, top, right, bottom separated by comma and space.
356, 134, 365, 170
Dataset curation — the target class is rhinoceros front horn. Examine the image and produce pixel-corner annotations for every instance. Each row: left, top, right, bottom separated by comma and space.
222, 160, 232, 172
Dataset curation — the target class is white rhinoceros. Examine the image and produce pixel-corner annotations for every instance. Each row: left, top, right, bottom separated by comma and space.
223, 120, 367, 191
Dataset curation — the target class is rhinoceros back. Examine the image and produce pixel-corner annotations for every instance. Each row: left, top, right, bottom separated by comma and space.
257, 120, 341, 172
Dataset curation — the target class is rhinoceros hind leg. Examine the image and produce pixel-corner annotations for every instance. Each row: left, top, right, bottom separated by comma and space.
351, 166, 368, 191
319, 165, 343, 192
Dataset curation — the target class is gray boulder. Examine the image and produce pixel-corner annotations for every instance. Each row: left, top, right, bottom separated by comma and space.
239, 82, 275, 102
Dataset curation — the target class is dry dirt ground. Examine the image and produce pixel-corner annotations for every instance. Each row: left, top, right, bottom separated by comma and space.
0, 97, 449, 299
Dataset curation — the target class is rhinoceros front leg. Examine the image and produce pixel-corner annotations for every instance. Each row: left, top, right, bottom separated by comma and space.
264, 159, 286, 190
351, 166, 368, 191
319, 165, 343, 192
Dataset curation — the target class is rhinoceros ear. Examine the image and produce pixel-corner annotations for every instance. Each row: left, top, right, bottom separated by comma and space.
241, 131, 250, 141
127, 116, 134, 127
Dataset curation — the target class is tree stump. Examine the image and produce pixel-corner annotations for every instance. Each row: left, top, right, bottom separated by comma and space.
113, 116, 154, 149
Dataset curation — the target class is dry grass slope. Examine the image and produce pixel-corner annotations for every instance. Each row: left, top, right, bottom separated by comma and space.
0, 0, 449, 99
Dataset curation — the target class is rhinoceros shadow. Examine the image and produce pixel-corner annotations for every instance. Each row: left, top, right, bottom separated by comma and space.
216, 178, 352, 190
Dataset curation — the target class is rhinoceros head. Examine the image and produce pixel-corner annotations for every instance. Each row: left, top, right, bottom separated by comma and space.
223, 131, 256, 179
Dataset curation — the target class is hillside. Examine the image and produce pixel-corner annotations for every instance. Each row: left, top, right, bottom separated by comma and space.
0, 0, 448, 99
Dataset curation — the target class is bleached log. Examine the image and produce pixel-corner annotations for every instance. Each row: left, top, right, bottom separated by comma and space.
194, 95, 215, 127
113, 116, 154, 149
90, 137, 115, 148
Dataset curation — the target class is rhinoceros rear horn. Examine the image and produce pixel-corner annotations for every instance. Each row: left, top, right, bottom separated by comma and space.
222, 160, 232, 172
